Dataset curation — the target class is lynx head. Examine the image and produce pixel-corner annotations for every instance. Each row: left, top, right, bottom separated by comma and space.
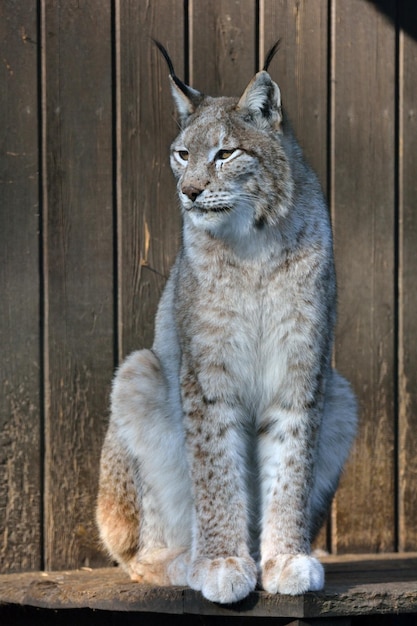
154, 41, 294, 244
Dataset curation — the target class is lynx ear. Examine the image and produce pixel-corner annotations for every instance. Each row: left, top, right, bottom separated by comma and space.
237, 71, 282, 129
153, 39, 203, 125
169, 76, 204, 124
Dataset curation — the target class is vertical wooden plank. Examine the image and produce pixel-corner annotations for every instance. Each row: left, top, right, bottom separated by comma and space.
189, 0, 256, 97
261, 0, 329, 191
118, 1, 184, 358
0, 1, 41, 573
398, 1, 417, 552
42, 1, 114, 569
261, 0, 329, 551
331, 0, 396, 553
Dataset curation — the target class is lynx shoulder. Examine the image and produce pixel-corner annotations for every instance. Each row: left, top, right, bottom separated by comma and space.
96, 41, 357, 604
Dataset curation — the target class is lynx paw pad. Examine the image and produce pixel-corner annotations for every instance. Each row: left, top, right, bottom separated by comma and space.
261, 554, 324, 595
188, 556, 257, 604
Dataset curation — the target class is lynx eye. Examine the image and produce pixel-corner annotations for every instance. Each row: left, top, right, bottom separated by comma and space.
215, 148, 241, 163
174, 149, 189, 165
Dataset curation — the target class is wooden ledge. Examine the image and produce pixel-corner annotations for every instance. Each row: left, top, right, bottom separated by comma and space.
1, 554, 417, 622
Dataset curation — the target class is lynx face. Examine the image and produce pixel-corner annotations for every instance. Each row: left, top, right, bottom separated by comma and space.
170, 88, 293, 242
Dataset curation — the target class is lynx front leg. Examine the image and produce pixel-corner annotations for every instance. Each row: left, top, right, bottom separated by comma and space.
181, 369, 257, 604
258, 407, 324, 595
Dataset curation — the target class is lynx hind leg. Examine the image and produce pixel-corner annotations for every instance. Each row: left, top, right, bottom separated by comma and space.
96, 423, 141, 576
309, 369, 358, 541
99, 349, 192, 585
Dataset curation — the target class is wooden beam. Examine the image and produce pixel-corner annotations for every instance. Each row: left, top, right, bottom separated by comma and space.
398, 0, 417, 553
189, 0, 256, 96
117, 0, 183, 358
0, 555, 417, 619
0, 1, 41, 573
41, 0, 114, 569
331, 0, 397, 553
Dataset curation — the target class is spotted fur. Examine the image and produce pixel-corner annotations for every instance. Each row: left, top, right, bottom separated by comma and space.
97, 46, 357, 604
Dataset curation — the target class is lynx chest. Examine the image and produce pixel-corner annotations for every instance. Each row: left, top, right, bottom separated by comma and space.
176, 251, 320, 407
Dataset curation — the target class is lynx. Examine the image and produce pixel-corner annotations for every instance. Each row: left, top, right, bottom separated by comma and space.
96, 41, 357, 604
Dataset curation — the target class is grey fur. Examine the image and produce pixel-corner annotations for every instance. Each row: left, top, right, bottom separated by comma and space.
97, 57, 357, 604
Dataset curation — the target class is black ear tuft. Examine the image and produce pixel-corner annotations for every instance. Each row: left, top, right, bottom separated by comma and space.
262, 39, 281, 73
152, 39, 204, 124
152, 39, 190, 95
152, 39, 176, 77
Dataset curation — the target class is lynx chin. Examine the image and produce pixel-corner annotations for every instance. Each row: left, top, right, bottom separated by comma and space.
97, 41, 357, 604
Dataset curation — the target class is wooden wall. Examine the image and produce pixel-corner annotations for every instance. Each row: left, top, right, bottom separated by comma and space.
1, 0, 416, 573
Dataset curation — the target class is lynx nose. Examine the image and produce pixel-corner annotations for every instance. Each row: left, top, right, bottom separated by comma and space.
182, 185, 203, 201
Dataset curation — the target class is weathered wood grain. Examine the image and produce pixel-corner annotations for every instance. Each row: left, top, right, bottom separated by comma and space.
1, 555, 417, 619
189, 0, 256, 96
41, 0, 114, 569
398, 0, 417, 552
261, 0, 329, 190
331, 0, 396, 552
0, 1, 41, 573
117, 0, 183, 358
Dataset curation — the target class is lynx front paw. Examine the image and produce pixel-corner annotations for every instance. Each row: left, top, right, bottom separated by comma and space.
188, 556, 257, 604
261, 554, 324, 595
